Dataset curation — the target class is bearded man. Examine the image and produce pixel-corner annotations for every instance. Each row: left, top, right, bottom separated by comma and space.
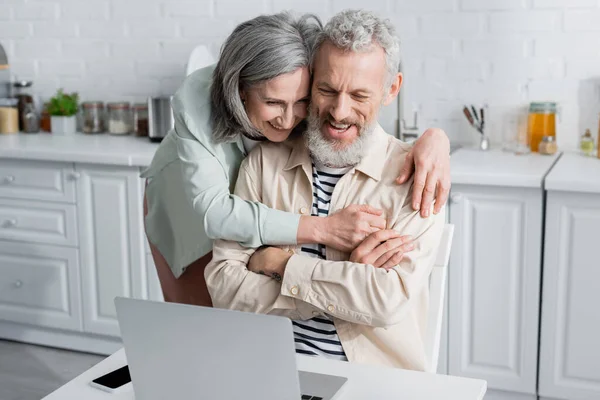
204, 9, 445, 371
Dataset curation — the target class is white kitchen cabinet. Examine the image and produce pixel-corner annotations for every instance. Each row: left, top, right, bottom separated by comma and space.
0, 198, 78, 247
76, 165, 146, 337
538, 154, 600, 400
0, 240, 81, 332
447, 149, 559, 399
0, 159, 76, 203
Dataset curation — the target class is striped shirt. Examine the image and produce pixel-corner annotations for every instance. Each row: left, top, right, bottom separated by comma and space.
293, 163, 350, 362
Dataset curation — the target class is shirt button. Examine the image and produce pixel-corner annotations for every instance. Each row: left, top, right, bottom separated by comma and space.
327, 305, 334, 312
290, 286, 299, 296
287, 249, 295, 254
299, 207, 308, 214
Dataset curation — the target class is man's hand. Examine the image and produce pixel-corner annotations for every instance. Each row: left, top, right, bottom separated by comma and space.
248, 246, 292, 282
396, 127, 451, 218
349, 230, 414, 271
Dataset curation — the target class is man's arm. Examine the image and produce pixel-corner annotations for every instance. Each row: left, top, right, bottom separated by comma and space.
259, 193, 445, 329
204, 155, 299, 316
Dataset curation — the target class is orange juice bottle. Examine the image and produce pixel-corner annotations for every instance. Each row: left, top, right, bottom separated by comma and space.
528, 102, 557, 152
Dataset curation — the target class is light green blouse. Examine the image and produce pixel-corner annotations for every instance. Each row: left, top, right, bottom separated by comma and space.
141, 65, 301, 278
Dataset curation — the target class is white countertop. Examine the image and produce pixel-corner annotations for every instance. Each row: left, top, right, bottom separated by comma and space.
43, 348, 487, 400
545, 152, 600, 194
0, 132, 159, 167
451, 147, 560, 188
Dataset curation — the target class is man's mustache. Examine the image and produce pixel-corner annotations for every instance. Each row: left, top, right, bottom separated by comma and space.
320, 114, 361, 128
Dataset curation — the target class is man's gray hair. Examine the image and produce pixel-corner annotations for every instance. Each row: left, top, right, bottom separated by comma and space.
314, 9, 400, 89
211, 12, 322, 143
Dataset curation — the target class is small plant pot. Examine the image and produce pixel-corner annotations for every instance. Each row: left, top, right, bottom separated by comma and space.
50, 116, 77, 135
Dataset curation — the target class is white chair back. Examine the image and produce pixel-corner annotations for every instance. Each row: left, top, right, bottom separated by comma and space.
424, 224, 454, 373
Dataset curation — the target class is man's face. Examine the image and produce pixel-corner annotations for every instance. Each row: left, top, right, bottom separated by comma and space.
305, 41, 401, 167
310, 41, 390, 149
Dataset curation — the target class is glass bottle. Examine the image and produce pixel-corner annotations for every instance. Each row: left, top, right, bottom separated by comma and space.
580, 129, 595, 156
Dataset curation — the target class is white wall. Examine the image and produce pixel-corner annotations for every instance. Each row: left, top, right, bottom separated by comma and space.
2, 0, 600, 149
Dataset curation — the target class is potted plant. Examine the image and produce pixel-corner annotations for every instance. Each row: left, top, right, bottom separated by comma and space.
47, 89, 79, 135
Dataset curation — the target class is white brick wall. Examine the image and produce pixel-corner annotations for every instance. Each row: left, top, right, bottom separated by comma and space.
2, 0, 600, 150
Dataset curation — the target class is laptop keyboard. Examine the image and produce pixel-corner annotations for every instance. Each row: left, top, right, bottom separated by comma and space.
301, 396, 323, 400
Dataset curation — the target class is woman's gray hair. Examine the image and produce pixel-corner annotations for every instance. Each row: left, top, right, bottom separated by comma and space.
313, 9, 400, 90
211, 12, 322, 143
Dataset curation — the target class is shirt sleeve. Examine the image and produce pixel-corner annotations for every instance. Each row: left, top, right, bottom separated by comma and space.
173, 103, 301, 249
280, 188, 445, 329
204, 158, 300, 317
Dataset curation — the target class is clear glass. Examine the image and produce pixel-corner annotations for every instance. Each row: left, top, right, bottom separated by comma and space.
107, 102, 131, 135
82, 102, 104, 134
502, 107, 530, 155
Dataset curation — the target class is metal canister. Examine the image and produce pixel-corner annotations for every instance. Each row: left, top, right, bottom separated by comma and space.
148, 97, 174, 142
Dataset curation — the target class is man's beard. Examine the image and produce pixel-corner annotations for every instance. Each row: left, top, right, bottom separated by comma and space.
305, 110, 376, 168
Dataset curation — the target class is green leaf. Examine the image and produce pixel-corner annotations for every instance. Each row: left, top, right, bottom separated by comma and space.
47, 89, 79, 116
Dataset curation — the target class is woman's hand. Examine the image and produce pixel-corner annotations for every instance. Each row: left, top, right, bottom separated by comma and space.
396, 128, 451, 218
298, 204, 386, 253
349, 230, 414, 271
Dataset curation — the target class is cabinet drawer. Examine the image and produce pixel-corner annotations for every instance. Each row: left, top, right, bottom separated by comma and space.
0, 198, 78, 247
0, 159, 76, 203
0, 240, 82, 331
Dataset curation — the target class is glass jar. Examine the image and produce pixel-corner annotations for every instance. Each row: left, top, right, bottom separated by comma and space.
82, 101, 105, 134
0, 98, 19, 134
538, 135, 557, 155
132, 103, 148, 137
528, 102, 558, 153
40, 103, 51, 132
580, 129, 595, 156
107, 102, 131, 135
22, 103, 40, 133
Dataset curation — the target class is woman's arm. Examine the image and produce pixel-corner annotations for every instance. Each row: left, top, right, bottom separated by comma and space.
174, 108, 384, 253
396, 128, 451, 218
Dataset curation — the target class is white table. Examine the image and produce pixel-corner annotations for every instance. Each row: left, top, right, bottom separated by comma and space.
43, 348, 487, 399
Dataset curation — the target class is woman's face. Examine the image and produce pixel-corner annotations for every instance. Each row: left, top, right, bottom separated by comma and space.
242, 66, 311, 142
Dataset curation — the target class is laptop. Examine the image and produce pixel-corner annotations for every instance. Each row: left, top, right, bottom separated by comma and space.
114, 297, 348, 400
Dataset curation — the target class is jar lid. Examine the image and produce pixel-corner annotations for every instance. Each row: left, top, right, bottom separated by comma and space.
529, 102, 557, 114
541, 135, 555, 142
82, 101, 104, 108
0, 98, 19, 107
107, 102, 130, 109
133, 103, 148, 110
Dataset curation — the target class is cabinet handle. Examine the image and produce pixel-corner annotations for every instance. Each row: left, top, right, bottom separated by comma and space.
68, 172, 81, 180
450, 193, 463, 203
2, 219, 17, 228
3, 175, 15, 184
14, 280, 23, 288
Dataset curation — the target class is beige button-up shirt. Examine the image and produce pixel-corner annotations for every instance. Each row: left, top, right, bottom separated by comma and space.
205, 125, 445, 371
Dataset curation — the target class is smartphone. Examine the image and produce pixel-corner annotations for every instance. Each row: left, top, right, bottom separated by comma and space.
89, 365, 132, 393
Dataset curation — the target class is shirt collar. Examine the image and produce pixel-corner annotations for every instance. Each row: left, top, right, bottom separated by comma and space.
283, 123, 390, 182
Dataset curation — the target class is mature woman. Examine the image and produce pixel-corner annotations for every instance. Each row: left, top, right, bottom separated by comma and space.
142, 12, 451, 306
